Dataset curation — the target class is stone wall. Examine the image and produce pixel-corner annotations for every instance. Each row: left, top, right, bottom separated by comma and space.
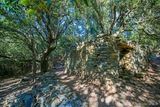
65, 37, 147, 78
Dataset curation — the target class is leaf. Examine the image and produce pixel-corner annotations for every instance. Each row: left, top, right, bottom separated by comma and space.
19, 0, 30, 6
37, 2, 47, 12
26, 9, 36, 16
83, 0, 89, 6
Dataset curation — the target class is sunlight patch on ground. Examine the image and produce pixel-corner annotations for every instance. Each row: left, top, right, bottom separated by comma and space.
57, 71, 160, 107
88, 91, 98, 107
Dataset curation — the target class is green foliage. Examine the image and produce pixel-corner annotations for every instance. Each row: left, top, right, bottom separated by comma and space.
26, 9, 36, 16
0, 0, 160, 78
53, 35, 79, 56
19, 0, 30, 6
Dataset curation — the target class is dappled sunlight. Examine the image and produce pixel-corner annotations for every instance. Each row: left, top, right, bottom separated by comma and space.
0, 79, 34, 106
88, 90, 99, 107
55, 68, 160, 107
60, 75, 68, 79
105, 95, 113, 104
0, 71, 83, 106
0, 66, 160, 106
1, 0, 160, 107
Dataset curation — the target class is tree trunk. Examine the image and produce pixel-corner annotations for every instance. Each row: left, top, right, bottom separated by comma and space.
32, 56, 37, 75
30, 38, 37, 76
40, 58, 48, 73
40, 46, 56, 73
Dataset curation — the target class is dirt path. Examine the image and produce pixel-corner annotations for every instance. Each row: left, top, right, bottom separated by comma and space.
0, 75, 41, 106
55, 70, 160, 107
0, 68, 160, 107
0, 70, 82, 107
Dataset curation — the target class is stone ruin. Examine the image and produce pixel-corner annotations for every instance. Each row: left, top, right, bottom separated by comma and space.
65, 36, 148, 78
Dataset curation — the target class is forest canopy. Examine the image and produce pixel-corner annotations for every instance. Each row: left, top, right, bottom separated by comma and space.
0, 0, 160, 77
0, 0, 160, 107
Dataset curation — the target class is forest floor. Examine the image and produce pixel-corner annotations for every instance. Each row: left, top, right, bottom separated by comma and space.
56, 69, 160, 107
0, 67, 160, 107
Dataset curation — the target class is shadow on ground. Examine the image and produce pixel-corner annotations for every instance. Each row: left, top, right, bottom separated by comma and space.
0, 70, 83, 107
0, 67, 160, 107
56, 69, 160, 107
